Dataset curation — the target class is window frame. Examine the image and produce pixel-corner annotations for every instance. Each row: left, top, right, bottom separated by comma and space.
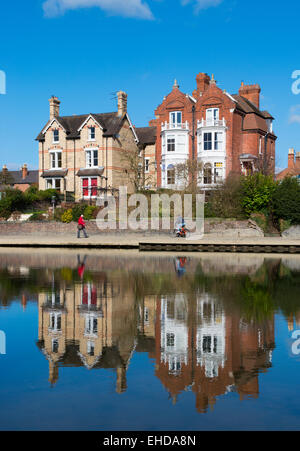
81, 176, 98, 198
85, 149, 99, 168
53, 129, 60, 143
50, 151, 62, 169
88, 126, 96, 141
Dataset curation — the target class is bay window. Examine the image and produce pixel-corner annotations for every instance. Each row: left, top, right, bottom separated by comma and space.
203, 131, 223, 151
167, 166, 175, 185
46, 178, 61, 191
167, 136, 175, 152
82, 177, 98, 198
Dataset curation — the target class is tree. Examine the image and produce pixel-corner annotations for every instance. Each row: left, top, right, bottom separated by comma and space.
121, 147, 152, 193
175, 159, 203, 193
241, 173, 276, 217
0, 169, 14, 187
273, 177, 300, 224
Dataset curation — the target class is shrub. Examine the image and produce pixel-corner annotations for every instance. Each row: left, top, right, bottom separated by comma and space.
207, 175, 245, 219
0, 188, 27, 219
241, 174, 276, 217
84, 205, 97, 220
28, 212, 46, 221
61, 209, 73, 223
273, 177, 300, 224
71, 204, 86, 222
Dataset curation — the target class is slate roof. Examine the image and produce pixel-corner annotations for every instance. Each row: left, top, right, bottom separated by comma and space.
231, 94, 275, 133
41, 169, 68, 178
36, 112, 125, 141
135, 126, 157, 146
4, 169, 39, 185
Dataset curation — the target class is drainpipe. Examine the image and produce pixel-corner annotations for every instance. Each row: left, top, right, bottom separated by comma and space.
106, 137, 108, 193
73, 139, 76, 200
42, 141, 44, 189
192, 105, 196, 186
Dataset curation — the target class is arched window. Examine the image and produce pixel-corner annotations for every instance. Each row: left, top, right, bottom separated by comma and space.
203, 163, 212, 184
167, 165, 175, 185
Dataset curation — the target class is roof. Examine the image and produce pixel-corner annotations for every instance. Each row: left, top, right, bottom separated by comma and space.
231, 94, 275, 133
3, 169, 39, 185
276, 167, 300, 180
36, 112, 125, 141
41, 169, 68, 178
135, 126, 157, 145
77, 167, 105, 177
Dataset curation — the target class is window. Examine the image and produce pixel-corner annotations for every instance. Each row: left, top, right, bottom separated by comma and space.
203, 132, 223, 151
167, 136, 175, 152
88, 127, 96, 141
145, 158, 150, 173
86, 149, 98, 168
52, 339, 59, 353
166, 333, 175, 347
50, 151, 62, 169
46, 178, 61, 191
85, 315, 98, 335
203, 163, 212, 184
53, 129, 59, 143
214, 162, 223, 183
202, 335, 211, 353
82, 177, 98, 198
204, 133, 212, 151
206, 108, 219, 124
167, 167, 175, 185
49, 312, 62, 331
87, 341, 95, 356
170, 111, 182, 127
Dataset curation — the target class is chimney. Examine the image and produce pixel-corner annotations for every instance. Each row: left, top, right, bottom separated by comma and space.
288, 148, 295, 169
239, 82, 261, 109
195, 73, 211, 96
295, 152, 300, 170
49, 96, 60, 120
117, 91, 127, 117
22, 164, 28, 180
116, 366, 127, 394
2, 164, 8, 174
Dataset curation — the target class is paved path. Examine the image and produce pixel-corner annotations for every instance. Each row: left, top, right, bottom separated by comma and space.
0, 233, 299, 249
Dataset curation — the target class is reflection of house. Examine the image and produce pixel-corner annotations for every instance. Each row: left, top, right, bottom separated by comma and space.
37, 276, 137, 392
151, 293, 275, 413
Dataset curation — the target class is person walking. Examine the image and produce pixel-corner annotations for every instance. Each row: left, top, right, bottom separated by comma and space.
77, 214, 88, 238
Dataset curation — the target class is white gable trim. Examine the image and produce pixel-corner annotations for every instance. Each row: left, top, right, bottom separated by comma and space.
125, 113, 139, 143
77, 114, 103, 132
225, 92, 237, 103
42, 118, 66, 135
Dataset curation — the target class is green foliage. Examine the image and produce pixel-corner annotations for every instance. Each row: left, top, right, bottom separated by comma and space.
83, 205, 97, 220
241, 173, 276, 217
207, 175, 245, 219
28, 212, 46, 221
0, 188, 27, 219
71, 204, 86, 222
272, 177, 300, 224
61, 209, 73, 223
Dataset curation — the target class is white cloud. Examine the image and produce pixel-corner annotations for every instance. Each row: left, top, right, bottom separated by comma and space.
289, 105, 300, 125
182, 0, 223, 12
43, 0, 154, 19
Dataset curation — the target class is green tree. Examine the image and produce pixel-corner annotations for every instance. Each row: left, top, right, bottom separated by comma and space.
273, 177, 300, 224
241, 173, 276, 217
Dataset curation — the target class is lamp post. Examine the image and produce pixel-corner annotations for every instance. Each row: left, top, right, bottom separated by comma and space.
51, 195, 56, 217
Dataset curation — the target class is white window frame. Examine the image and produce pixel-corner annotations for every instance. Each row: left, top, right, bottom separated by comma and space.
203, 131, 224, 152
50, 151, 62, 169
81, 176, 98, 198
85, 149, 99, 168
46, 178, 62, 191
49, 312, 62, 332
144, 158, 150, 173
84, 313, 98, 337
53, 129, 59, 143
206, 108, 219, 124
167, 136, 176, 152
88, 126, 96, 141
170, 111, 182, 127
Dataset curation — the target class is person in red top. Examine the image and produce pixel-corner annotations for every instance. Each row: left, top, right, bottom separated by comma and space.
77, 214, 88, 238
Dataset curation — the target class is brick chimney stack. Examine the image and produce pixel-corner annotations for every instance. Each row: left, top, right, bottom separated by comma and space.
22, 164, 28, 180
49, 96, 60, 120
239, 82, 261, 109
195, 73, 211, 97
295, 152, 300, 170
288, 148, 295, 169
117, 91, 128, 117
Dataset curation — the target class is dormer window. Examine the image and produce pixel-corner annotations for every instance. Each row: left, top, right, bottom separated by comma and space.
53, 129, 59, 143
88, 126, 96, 141
170, 111, 182, 127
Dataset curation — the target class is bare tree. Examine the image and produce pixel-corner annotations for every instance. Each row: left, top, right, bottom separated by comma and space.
175, 159, 203, 193
121, 147, 152, 192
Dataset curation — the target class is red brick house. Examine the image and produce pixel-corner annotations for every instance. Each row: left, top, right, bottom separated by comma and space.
276, 148, 300, 180
146, 73, 276, 189
0, 164, 38, 192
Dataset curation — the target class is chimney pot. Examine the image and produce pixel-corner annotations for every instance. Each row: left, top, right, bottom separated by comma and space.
288, 148, 295, 169
22, 164, 28, 180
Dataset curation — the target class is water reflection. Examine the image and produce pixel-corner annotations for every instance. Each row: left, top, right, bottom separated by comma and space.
0, 251, 300, 416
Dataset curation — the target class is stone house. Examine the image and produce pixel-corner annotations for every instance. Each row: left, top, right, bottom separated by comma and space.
146, 73, 276, 190
36, 92, 139, 200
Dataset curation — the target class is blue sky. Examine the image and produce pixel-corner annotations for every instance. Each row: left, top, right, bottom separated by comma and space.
0, 0, 300, 170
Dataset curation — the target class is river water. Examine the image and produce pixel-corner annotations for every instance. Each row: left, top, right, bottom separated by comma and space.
0, 249, 300, 430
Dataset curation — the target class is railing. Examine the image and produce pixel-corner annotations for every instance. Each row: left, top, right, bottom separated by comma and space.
197, 118, 226, 128
161, 121, 189, 131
